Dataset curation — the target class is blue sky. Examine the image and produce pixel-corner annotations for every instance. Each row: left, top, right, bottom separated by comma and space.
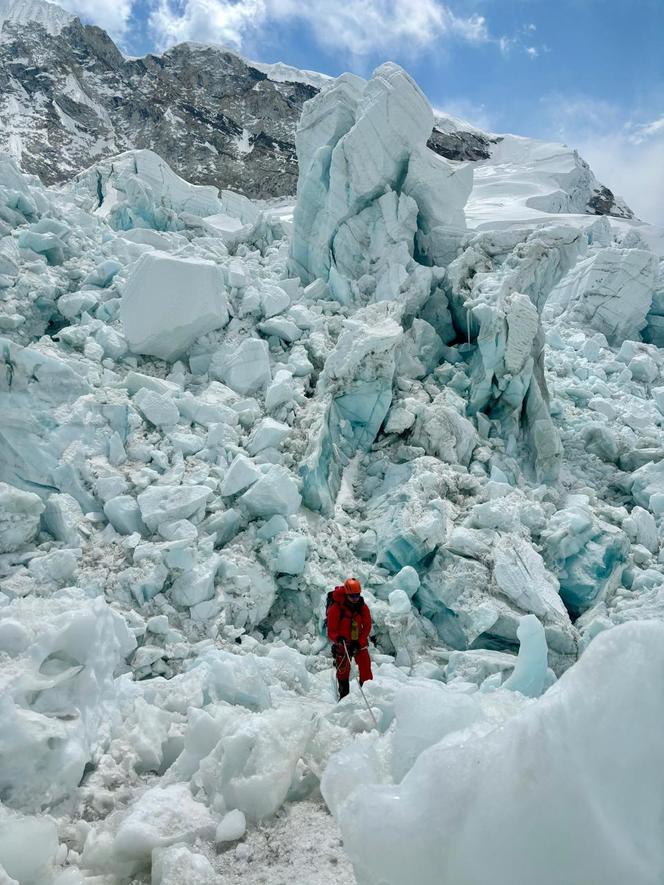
55, 0, 663, 223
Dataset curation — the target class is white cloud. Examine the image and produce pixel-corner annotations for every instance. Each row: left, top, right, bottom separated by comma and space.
526, 46, 538, 58
56, 0, 134, 39
629, 116, 664, 144
576, 132, 664, 227
541, 95, 664, 226
149, 0, 266, 50
149, 0, 490, 58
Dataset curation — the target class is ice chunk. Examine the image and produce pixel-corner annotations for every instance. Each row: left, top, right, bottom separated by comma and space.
0, 620, 30, 656
0, 593, 135, 811
170, 556, 220, 608
260, 282, 290, 318
0, 482, 44, 553
493, 537, 567, 620
291, 63, 471, 297
133, 388, 180, 429
332, 621, 664, 885
197, 706, 313, 821
111, 784, 216, 865
367, 460, 447, 573
541, 500, 629, 616
212, 338, 271, 395
121, 252, 229, 361
408, 392, 478, 466
265, 369, 295, 411
502, 614, 549, 697
246, 418, 290, 455
389, 684, 486, 782
623, 506, 658, 553
221, 454, 261, 497
43, 493, 84, 546
215, 809, 247, 843
71, 149, 223, 229
275, 536, 308, 575
239, 466, 301, 518
388, 589, 411, 614
0, 816, 58, 885
152, 845, 216, 885
28, 549, 78, 585
631, 459, 664, 512
301, 303, 402, 514
104, 495, 147, 535
57, 289, 99, 319
137, 485, 212, 531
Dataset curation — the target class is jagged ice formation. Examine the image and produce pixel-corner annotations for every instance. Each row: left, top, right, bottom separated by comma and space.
0, 41, 664, 885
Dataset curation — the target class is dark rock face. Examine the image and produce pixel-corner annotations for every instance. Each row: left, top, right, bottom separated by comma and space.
427, 128, 498, 162
587, 185, 634, 220
0, 20, 312, 197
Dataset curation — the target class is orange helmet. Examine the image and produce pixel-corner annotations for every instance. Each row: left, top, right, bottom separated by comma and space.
344, 578, 361, 596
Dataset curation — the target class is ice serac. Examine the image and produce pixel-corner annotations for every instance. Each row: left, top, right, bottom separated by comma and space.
300, 302, 402, 514
0, 337, 92, 495
71, 150, 223, 231
121, 252, 229, 361
446, 224, 585, 481
545, 247, 657, 345
333, 621, 664, 885
290, 62, 472, 305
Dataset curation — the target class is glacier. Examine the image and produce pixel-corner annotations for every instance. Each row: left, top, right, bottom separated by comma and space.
0, 48, 663, 885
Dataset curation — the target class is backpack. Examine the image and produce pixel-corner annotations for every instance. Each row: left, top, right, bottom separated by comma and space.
320, 590, 336, 637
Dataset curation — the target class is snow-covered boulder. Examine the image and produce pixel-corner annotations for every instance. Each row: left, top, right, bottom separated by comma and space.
121, 252, 229, 361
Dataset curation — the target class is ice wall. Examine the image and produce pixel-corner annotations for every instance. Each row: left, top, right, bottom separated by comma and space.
329, 621, 664, 885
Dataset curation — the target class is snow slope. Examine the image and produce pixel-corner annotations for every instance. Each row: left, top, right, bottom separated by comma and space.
1, 60, 664, 885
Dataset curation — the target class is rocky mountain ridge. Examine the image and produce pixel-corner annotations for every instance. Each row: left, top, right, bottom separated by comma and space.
0, 0, 632, 217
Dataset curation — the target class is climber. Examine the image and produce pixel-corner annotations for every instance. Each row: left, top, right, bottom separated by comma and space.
327, 578, 373, 700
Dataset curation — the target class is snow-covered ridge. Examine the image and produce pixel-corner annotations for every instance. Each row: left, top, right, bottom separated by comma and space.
251, 59, 333, 91
0, 0, 72, 35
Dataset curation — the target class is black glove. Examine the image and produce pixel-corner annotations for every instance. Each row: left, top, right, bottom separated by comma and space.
348, 640, 360, 655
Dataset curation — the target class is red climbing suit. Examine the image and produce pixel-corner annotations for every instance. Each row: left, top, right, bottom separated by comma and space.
327, 580, 373, 698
